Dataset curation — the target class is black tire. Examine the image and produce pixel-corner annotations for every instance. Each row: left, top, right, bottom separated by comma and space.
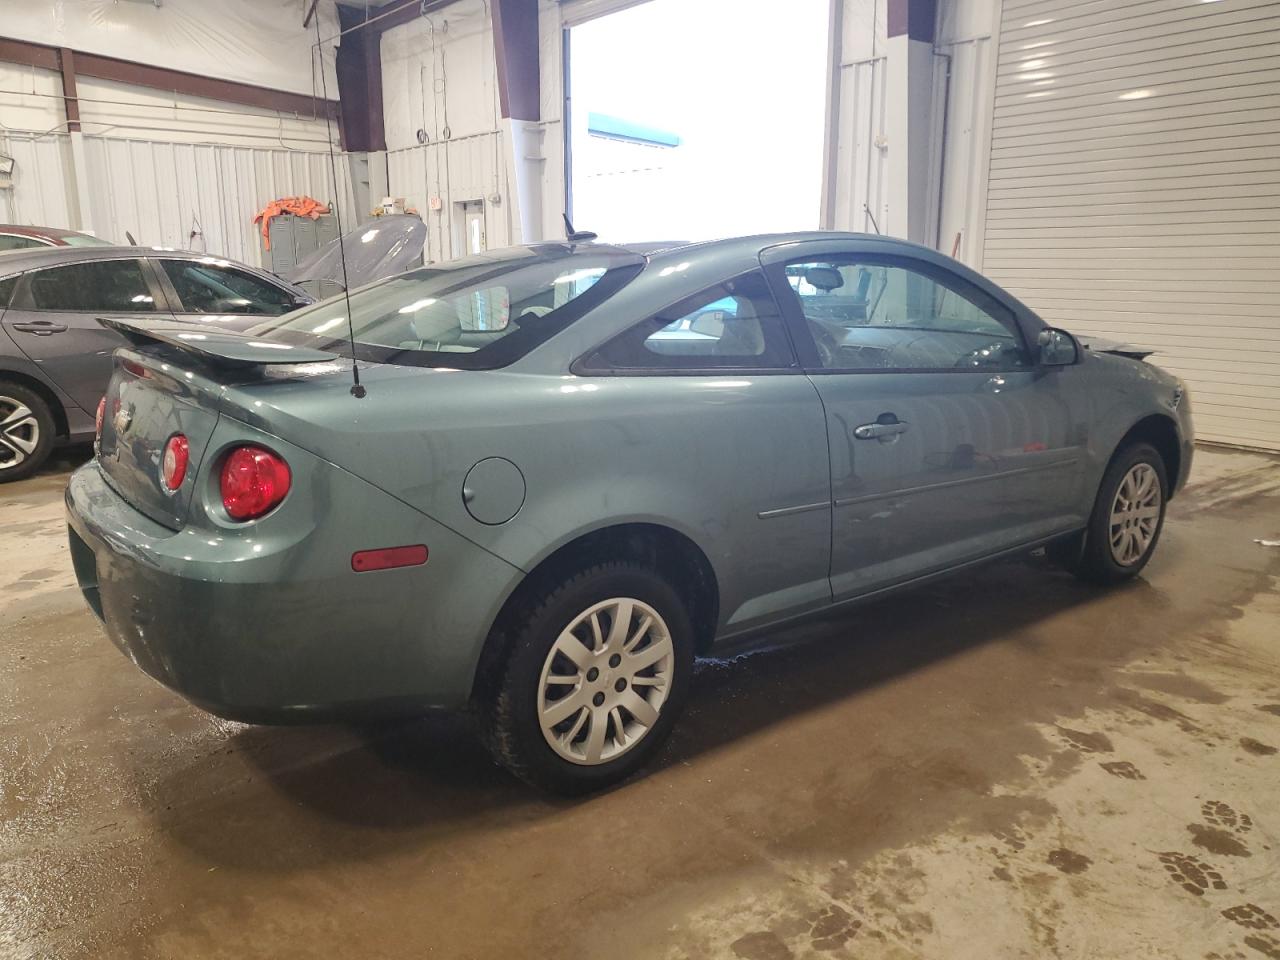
478, 560, 695, 795
0, 381, 56, 483
1068, 441, 1169, 585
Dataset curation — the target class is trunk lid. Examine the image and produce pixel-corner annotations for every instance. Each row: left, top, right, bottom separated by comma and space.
94, 316, 340, 529
97, 352, 226, 530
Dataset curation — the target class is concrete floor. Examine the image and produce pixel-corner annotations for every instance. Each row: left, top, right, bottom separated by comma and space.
2, 445, 1279, 960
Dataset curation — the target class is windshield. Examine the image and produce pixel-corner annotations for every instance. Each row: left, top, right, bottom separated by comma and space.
250, 246, 642, 369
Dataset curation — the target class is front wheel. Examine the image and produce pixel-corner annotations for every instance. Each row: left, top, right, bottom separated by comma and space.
1068, 442, 1169, 584
479, 561, 694, 794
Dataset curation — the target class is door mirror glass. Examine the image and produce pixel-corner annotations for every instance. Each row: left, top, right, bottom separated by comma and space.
1039, 328, 1078, 366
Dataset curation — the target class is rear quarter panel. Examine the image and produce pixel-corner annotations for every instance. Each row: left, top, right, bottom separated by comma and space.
221, 366, 834, 639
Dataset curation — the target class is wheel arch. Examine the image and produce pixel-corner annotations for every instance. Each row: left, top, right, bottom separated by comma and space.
471, 521, 721, 701
0, 368, 70, 440
1114, 413, 1182, 497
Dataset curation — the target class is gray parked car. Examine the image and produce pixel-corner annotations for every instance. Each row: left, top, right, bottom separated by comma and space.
0, 246, 313, 480
65, 233, 1192, 793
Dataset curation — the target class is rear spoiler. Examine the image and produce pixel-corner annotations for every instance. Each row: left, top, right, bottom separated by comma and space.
99, 316, 337, 368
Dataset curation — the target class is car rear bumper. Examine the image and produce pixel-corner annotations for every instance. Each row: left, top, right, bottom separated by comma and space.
66, 460, 521, 722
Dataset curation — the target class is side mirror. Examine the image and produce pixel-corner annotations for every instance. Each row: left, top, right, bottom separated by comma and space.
1038, 328, 1079, 366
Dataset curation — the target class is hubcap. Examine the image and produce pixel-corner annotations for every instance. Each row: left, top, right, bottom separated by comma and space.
0, 396, 40, 471
537, 597, 674, 766
1109, 462, 1161, 566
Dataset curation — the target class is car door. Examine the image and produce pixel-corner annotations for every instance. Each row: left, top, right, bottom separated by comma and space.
1, 258, 169, 414
764, 243, 1088, 601
153, 257, 307, 327
573, 269, 834, 636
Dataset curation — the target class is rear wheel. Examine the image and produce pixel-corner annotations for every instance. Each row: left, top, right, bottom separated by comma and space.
479, 561, 694, 794
1067, 442, 1168, 584
0, 383, 55, 483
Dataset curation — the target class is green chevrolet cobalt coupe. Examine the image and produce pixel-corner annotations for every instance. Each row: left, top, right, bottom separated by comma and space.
66, 234, 1192, 793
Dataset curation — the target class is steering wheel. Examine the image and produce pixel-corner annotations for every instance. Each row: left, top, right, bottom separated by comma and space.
812, 328, 841, 367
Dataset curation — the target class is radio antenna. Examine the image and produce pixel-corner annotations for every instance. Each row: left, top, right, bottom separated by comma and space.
562, 213, 598, 243
314, 15, 366, 399
864, 203, 881, 236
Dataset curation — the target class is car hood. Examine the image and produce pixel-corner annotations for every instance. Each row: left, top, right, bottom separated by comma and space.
1076, 334, 1155, 361
287, 215, 427, 295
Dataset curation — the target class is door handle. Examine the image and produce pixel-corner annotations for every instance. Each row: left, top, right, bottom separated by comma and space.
11, 321, 69, 335
853, 417, 910, 442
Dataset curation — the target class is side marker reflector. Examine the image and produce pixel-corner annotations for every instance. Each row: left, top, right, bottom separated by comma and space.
352, 545, 429, 573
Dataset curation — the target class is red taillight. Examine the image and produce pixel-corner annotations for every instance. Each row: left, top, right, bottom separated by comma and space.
161, 435, 189, 491
94, 397, 106, 441
352, 545, 429, 573
220, 445, 291, 521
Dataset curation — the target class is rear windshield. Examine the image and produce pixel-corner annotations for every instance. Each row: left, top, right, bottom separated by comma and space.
250, 246, 643, 369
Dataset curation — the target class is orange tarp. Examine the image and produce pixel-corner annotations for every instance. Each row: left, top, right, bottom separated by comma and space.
252, 196, 330, 250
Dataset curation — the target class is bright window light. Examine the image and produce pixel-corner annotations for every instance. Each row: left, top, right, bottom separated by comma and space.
397, 298, 439, 313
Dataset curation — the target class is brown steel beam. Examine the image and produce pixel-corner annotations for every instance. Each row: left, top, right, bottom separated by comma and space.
0, 35, 338, 120
330, 0, 458, 151
886, 0, 937, 43
491, 0, 540, 122
58, 48, 81, 132
0, 36, 59, 71
335, 5, 387, 152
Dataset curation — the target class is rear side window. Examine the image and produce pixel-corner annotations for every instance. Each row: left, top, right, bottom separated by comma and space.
26, 260, 157, 312
161, 259, 295, 316
577, 271, 796, 373
0, 235, 47, 252
0, 275, 16, 309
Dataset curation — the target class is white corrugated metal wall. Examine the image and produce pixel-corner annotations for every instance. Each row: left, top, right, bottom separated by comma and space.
830, 56, 891, 235
933, 34, 996, 268
983, 0, 1280, 450
386, 133, 512, 261
82, 137, 356, 265
0, 133, 78, 229
0, 132, 355, 268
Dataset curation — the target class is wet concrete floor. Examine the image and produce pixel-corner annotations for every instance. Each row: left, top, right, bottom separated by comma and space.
1, 444, 1278, 959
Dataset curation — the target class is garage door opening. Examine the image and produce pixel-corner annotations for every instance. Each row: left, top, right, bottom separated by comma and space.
566, 0, 830, 243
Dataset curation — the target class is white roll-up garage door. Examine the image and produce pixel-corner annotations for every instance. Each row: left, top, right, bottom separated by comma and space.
983, 0, 1280, 450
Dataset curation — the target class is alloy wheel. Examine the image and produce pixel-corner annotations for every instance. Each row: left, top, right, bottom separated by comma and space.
537, 597, 674, 765
1109, 462, 1161, 566
0, 396, 40, 472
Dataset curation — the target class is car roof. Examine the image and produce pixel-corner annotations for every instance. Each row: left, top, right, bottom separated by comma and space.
0, 245, 260, 278
639, 231, 942, 260
0, 224, 97, 241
